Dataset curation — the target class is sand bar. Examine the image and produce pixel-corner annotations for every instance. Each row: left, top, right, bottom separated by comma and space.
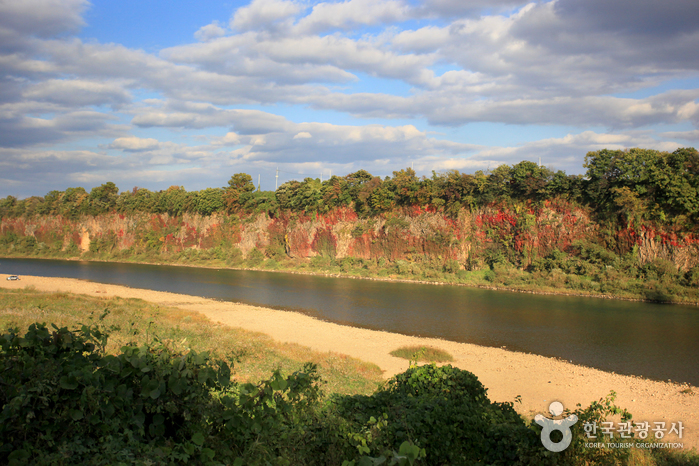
1, 274, 697, 450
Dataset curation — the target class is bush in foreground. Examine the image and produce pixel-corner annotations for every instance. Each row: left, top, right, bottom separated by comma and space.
0, 323, 321, 465
1, 323, 696, 465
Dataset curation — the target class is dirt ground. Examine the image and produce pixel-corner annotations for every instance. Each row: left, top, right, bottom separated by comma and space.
2, 274, 697, 451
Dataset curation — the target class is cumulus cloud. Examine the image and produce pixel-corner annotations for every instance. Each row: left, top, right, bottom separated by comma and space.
211, 132, 242, 146
0, 106, 122, 148
0, 0, 88, 40
108, 136, 161, 152
128, 101, 479, 164
132, 103, 293, 133
21, 79, 132, 108
294, 0, 409, 35
194, 21, 227, 42
230, 0, 302, 32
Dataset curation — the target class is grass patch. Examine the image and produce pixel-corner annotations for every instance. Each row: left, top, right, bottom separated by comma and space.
0, 287, 383, 396
390, 345, 454, 363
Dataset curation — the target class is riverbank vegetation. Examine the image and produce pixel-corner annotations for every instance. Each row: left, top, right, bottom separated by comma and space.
1, 288, 696, 465
1, 148, 698, 304
0, 288, 383, 396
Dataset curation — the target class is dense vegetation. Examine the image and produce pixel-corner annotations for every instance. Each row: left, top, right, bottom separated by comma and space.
1, 148, 699, 303
3, 321, 695, 466
2, 148, 698, 224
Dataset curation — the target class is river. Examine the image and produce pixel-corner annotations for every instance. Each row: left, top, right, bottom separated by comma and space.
2, 257, 698, 386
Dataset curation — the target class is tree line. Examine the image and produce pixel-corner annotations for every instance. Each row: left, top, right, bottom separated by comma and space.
1, 148, 697, 228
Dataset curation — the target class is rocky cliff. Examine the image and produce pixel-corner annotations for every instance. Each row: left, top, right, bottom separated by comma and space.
2, 201, 697, 272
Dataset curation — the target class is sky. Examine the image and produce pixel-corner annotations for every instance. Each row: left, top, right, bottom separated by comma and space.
1, 0, 699, 198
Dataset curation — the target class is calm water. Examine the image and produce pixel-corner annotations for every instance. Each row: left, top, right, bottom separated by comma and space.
2, 258, 698, 385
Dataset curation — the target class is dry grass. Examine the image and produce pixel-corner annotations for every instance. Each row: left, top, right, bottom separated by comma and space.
0, 287, 383, 396
390, 345, 454, 363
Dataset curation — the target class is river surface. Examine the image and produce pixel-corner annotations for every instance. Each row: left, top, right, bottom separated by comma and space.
2, 257, 698, 385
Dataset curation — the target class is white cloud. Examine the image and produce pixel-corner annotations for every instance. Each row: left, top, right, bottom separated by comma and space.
293, 131, 312, 139
0, 0, 88, 40
294, 0, 410, 35
0, 104, 123, 148
211, 132, 242, 146
230, 0, 302, 32
108, 136, 161, 152
194, 21, 227, 42
22, 79, 132, 107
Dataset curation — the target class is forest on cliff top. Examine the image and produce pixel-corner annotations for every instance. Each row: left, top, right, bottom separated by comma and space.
2, 148, 699, 303
0, 148, 697, 226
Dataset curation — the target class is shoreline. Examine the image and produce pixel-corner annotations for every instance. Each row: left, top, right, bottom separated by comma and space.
3, 254, 697, 306
1, 274, 697, 450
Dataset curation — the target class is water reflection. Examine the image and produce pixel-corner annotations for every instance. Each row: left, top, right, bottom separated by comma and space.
1, 257, 697, 385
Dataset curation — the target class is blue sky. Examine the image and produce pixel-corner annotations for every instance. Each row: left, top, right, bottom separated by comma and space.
1, 0, 699, 197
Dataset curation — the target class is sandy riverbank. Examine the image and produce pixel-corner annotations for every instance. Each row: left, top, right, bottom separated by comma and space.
1, 274, 697, 450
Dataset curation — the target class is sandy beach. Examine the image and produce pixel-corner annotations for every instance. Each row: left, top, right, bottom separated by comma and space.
2, 274, 697, 451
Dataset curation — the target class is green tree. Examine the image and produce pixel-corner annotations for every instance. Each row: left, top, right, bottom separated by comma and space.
293, 178, 324, 213
156, 186, 191, 216
224, 173, 255, 212
116, 187, 159, 214
246, 190, 279, 216
59, 187, 89, 219
38, 190, 62, 216
481, 164, 512, 203
276, 180, 301, 211
321, 175, 352, 209
509, 161, 553, 201
194, 188, 224, 216
89, 182, 119, 215
391, 168, 419, 205
0, 196, 18, 219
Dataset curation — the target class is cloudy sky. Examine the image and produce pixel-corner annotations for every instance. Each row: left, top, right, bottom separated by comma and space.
1, 0, 698, 197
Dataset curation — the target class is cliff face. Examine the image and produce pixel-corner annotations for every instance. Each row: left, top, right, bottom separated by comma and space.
1, 202, 697, 271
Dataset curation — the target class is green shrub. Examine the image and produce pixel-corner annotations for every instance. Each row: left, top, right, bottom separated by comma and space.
226, 247, 244, 266
641, 259, 678, 282
684, 266, 699, 287
332, 364, 550, 465
246, 247, 264, 266
311, 255, 333, 268
443, 259, 460, 274
17, 235, 37, 253
0, 323, 322, 465
264, 259, 280, 269
389, 346, 453, 363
